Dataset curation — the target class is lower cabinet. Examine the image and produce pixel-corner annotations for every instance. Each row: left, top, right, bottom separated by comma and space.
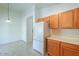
47, 39, 60, 56
61, 42, 79, 56
46, 39, 79, 56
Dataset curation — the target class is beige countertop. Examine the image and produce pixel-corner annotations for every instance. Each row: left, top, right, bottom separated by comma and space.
47, 35, 79, 45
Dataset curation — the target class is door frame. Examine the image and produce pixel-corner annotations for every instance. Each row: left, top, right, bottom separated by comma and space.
26, 16, 33, 45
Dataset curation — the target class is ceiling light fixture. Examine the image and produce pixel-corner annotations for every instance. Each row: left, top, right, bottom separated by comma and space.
6, 3, 11, 23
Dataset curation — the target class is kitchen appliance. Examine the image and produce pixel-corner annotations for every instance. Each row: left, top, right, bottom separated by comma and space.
33, 22, 49, 55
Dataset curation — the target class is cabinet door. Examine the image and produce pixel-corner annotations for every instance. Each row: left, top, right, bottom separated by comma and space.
36, 17, 50, 25
61, 46, 79, 56
59, 10, 74, 28
47, 39, 60, 56
74, 8, 79, 29
61, 42, 79, 56
36, 18, 43, 22
50, 15, 59, 29
43, 16, 50, 25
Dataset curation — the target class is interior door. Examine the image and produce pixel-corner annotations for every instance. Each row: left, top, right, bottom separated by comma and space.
27, 16, 33, 45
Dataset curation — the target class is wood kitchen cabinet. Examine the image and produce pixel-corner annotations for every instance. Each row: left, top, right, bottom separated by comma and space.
61, 42, 79, 56
43, 16, 50, 25
74, 8, 79, 29
37, 18, 43, 22
59, 10, 74, 28
36, 8, 79, 29
36, 16, 50, 25
47, 39, 60, 56
50, 15, 59, 29
46, 38, 79, 56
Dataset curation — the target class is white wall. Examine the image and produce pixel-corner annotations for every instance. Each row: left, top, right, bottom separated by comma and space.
0, 4, 23, 45
22, 5, 35, 42
0, 4, 35, 45
36, 3, 79, 38
50, 29, 79, 38
35, 6, 42, 19
38, 3, 79, 18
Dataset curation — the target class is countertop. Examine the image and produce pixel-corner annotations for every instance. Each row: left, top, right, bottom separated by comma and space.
47, 35, 79, 45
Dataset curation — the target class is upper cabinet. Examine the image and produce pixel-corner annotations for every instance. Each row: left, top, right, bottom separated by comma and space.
36, 18, 43, 22
43, 16, 50, 24
36, 8, 79, 29
74, 8, 79, 29
36, 16, 50, 25
49, 15, 59, 29
59, 10, 74, 28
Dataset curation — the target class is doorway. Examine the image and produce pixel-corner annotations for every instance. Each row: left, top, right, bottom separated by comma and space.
26, 16, 33, 48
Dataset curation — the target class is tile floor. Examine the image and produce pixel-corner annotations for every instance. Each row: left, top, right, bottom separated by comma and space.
0, 40, 41, 56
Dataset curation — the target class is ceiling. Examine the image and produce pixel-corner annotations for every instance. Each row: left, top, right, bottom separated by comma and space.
36, 3, 61, 7
0, 3, 61, 13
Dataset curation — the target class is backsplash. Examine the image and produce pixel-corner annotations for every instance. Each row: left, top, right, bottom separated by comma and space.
50, 29, 79, 38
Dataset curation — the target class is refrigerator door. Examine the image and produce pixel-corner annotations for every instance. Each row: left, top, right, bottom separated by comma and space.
33, 40, 43, 54
33, 22, 49, 55
33, 22, 44, 42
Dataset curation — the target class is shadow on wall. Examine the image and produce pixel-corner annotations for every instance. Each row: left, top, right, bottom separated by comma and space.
50, 29, 79, 38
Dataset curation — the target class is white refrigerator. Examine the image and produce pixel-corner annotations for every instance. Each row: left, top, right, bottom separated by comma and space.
33, 22, 49, 55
